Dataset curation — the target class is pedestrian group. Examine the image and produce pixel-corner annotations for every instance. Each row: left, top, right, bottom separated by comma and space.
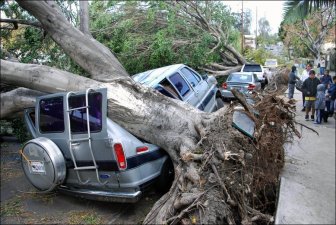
288, 61, 336, 124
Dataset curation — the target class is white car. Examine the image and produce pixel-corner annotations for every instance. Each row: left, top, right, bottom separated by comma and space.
241, 64, 267, 89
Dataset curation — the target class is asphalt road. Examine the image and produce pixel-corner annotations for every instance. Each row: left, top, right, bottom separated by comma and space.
275, 88, 336, 224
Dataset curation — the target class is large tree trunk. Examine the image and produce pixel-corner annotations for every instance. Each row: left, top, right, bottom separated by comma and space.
1, 1, 299, 224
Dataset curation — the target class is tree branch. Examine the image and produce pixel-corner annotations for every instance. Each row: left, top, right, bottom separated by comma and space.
0, 59, 102, 93
0, 18, 42, 29
201, 66, 242, 77
17, 0, 128, 82
0, 88, 44, 119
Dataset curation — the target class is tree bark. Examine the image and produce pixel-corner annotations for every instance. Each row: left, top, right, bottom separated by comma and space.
201, 65, 242, 77
0, 18, 42, 29
79, 0, 91, 36
0, 88, 44, 119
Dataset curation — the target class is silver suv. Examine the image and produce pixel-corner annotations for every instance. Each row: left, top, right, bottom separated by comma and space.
133, 64, 223, 111
21, 64, 222, 203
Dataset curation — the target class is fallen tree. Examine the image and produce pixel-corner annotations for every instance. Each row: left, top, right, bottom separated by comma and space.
0, 1, 299, 224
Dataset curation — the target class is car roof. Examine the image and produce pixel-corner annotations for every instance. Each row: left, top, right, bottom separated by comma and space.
132, 64, 185, 87
244, 63, 261, 66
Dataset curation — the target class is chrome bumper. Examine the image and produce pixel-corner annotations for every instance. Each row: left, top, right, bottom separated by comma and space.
58, 186, 142, 203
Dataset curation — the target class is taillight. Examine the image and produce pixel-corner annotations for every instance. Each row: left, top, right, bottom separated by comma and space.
136, 146, 149, 154
248, 84, 256, 91
222, 82, 227, 89
114, 143, 127, 170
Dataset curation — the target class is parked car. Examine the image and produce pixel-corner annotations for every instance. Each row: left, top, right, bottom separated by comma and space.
220, 72, 262, 101
264, 59, 278, 68
132, 64, 224, 112
21, 64, 223, 203
241, 63, 267, 89
22, 88, 173, 203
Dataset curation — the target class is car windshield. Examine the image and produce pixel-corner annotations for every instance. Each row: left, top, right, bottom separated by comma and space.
228, 73, 252, 83
243, 65, 262, 72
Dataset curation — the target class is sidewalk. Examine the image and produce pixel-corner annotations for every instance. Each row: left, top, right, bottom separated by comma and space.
275, 88, 336, 224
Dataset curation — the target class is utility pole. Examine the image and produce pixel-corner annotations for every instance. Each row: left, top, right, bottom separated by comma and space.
255, 6, 258, 49
241, 0, 244, 53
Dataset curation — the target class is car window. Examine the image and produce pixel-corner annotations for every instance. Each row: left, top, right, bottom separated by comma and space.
168, 73, 190, 97
39, 97, 64, 133
181, 68, 201, 87
69, 92, 103, 133
243, 65, 262, 72
155, 83, 180, 100
228, 74, 252, 82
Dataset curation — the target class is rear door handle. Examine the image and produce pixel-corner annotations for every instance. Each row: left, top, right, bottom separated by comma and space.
71, 142, 80, 146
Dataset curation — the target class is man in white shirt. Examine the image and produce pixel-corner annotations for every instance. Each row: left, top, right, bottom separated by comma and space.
319, 57, 326, 75
300, 63, 313, 111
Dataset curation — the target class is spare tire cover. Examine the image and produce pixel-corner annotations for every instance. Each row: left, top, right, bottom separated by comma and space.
21, 137, 66, 192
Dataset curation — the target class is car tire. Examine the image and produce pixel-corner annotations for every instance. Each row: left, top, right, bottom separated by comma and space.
216, 98, 224, 109
155, 158, 174, 194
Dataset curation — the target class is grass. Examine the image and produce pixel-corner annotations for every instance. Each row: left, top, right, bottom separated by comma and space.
0, 196, 24, 217
67, 210, 104, 224
29, 192, 57, 204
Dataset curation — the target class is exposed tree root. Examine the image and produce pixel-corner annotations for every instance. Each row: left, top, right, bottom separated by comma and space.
144, 69, 300, 224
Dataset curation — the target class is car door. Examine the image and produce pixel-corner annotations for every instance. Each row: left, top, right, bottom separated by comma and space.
167, 72, 198, 106
35, 89, 109, 163
180, 67, 209, 109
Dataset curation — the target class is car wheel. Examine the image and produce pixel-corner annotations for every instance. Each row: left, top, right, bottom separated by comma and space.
216, 98, 224, 109
156, 158, 174, 193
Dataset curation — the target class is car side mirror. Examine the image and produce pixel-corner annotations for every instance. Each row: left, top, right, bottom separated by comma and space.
201, 73, 208, 80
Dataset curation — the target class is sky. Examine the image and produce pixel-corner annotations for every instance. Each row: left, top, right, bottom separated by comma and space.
223, 1, 285, 34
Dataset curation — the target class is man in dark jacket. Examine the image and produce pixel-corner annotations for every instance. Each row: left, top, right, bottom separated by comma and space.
288, 65, 300, 99
302, 70, 320, 121
327, 76, 336, 117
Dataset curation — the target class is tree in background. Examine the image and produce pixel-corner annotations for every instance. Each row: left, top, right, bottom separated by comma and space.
232, 8, 252, 35
258, 17, 271, 39
256, 17, 280, 48
280, 0, 335, 61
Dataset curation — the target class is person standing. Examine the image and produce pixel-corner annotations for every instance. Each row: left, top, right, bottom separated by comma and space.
319, 57, 326, 75
327, 76, 336, 117
300, 63, 313, 111
314, 84, 326, 124
288, 65, 300, 99
320, 69, 333, 87
320, 70, 333, 116
302, 70, 320, 121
